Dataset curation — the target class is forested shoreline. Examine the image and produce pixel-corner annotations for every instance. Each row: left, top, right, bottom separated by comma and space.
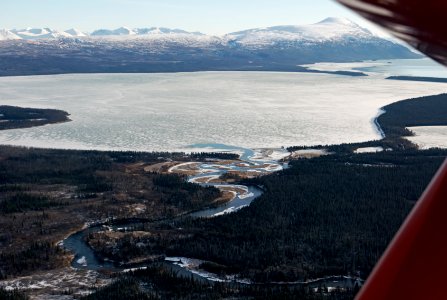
105, 149, 444, 282
0, 105, 71, 130
1, 93, 447, 299
79, 93, 447, 299
0, 146, 237, 280
289, 93, 447, 154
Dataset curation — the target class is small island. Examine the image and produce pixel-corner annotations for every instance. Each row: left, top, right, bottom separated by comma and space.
0, 105, 71, 131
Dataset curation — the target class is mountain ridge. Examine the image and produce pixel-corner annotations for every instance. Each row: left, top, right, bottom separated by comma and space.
1, 18, 376, 40
0, 18, 420, 76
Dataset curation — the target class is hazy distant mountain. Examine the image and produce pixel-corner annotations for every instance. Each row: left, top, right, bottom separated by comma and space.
11, 28, 72, 40
228, 18, 374, 47
89, 27, 202, 37
90, 27, 199, 36
2, 26, 204, 39
0, 29, 20, 41
0, 18, 420, 76
134, 27, 203, 35
64, 28, 87, 37
91, 27, 137, 36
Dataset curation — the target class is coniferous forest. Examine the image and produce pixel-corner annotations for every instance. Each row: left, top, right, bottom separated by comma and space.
0, 105, 71, 130
0, 94, 447, 299
156, 149, 445, 281
0, 145, 228, 279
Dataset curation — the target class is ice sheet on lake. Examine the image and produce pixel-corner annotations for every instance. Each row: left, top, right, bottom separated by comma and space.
304, 58, 447, 78
0, 69, 446, 151
406, 126, 447, 149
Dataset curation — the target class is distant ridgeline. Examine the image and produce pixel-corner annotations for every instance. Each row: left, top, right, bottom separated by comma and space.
0, 105, 71, 130
0, 18, 419, 76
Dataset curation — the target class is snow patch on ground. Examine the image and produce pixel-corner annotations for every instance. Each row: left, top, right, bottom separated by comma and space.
76, 256, 87, 266
0, 268, 110, 299
122, 266, 148, 273
291, 149, 330, 159
188, 175, 221, 184
168, 162, 198, 173
214, 184, 253, 199
238, 192, 255, 199
354, 147, 384, 153
250, 148, 290, 162
212, 205, 248, 217
165, 257, 251, 283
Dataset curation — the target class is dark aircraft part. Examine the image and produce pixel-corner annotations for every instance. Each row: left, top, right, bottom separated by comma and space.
338, 0, 447, 65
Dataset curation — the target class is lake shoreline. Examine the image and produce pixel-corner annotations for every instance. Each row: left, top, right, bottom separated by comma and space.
2, 69, 447, 152
1, 85, 447, 298
0, 105, 71, 131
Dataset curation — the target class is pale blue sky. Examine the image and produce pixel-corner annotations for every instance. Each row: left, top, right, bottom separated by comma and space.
1, 0, 385, 35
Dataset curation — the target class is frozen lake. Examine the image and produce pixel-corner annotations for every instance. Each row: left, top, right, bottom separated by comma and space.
354, 58, 447, 78
0, 65, 446, 152
306, 58, 447, 78
407, 126, 447, 149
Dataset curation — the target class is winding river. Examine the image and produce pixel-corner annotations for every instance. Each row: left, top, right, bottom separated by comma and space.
62, 144, 362, 289
63, 145, 280, 270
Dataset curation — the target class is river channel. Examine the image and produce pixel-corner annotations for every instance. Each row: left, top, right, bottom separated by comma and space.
62, 144, 362, 289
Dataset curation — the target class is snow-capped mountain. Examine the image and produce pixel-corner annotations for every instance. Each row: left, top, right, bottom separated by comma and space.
0, 18, 420, 76
134, 27, 202, 35
228, 18, 373, 47
91, 27, 137, 36
90, 27, 203, 37
0, 29, 21, 41
0, 18, 379, 42
2, 26, 204, 40
65, 28, 87, 37
11, 27, 72, 40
